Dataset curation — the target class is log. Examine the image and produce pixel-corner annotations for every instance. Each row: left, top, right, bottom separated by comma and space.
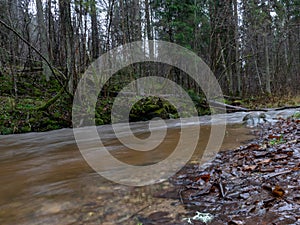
208, 100, 300, 113
208, 100, 251, 112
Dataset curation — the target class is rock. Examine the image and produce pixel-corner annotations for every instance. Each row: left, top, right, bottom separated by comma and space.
242, 112, 267, 127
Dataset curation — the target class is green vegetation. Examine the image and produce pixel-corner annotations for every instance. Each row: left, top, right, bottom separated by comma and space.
0, 71, 210, 135
268, 135, 285, 146
1, 67, 299, 135
1, 68, 299, 135
0, 72, 72, 134
292, 112, 300, 119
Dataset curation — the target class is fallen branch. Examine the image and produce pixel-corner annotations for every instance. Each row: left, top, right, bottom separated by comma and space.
208, 100, 300, 113
0, 19, 73, 110
271, 105, 300, 111
35, 85, 66, 111
208, 100, 251, 112
0, 19, 70, 96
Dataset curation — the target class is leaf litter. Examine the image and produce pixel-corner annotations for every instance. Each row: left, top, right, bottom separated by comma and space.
150, 117, 300, 225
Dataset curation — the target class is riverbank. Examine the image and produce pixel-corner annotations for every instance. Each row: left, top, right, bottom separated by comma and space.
140, 116, 300, 224
0, 72, 209, 134
1, 72, 300, 135
1, 92, 299, 135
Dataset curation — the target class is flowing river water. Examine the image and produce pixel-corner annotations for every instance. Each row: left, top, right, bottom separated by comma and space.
0, 109, 299, 225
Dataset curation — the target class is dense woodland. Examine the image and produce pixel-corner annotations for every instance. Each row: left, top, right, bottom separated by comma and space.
0, 0, 299, 134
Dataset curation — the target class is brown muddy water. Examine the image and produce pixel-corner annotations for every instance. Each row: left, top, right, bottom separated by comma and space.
2, 107, 299, 224
7, 107, 300, 225
0, 113, 260, 225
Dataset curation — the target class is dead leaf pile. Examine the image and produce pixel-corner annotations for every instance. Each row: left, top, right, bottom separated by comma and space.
159, 118, 300, 224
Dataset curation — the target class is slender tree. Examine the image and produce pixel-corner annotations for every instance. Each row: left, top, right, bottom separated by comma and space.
36, 0, 51, 80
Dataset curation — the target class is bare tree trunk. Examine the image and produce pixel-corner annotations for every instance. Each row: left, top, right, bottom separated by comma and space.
264, 33, 271, 94
234, 0, 241, 95
145, 0, 152, 40
251, 44, 264, 94
47, 0, 53, 63
106, 0, 115, 51
7, 0, 19, 98
120, 0, 126, 45
36, 0, 51, 81
261, 0, 271, 94
218, 35, 233, 94
90, 0, 99, 59
59, 0, 76, 93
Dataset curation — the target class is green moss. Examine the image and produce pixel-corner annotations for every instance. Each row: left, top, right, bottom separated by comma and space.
20, 126, 32, 133
0, 71, 213, 134
128, 96, 178, 122
292, 112, 300, 119
1, 127, 13, 135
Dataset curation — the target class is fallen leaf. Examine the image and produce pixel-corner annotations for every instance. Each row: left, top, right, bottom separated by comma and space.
200, 174, 210, 183
245, 143, 261, 151
255, 158, 272, 164
260, 167, 275, 173
243, 165, 257, 171
272, 185, 285, 198
268, 134, 282, 140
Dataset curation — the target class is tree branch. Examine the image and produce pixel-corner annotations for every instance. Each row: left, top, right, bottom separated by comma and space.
0, 18, 74, 111
0, 19, 69, 93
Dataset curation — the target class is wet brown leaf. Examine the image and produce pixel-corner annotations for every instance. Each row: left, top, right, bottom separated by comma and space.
272, 185, 285, 198
199, 174, 210, 183
268, 134, 282, 140
243, 165, 257, 171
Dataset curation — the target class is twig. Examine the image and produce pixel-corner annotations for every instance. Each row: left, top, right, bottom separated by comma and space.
264, 170, 292, 179
179, 188, 185, 204
218, 180, 226, 198
116, 204, 151, 223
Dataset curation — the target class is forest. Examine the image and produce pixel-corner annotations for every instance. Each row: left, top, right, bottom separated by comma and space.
1, 1, 300, 224
0, 0, 299, 134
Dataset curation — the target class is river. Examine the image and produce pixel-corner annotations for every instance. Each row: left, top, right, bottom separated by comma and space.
0, 109, 299, 224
